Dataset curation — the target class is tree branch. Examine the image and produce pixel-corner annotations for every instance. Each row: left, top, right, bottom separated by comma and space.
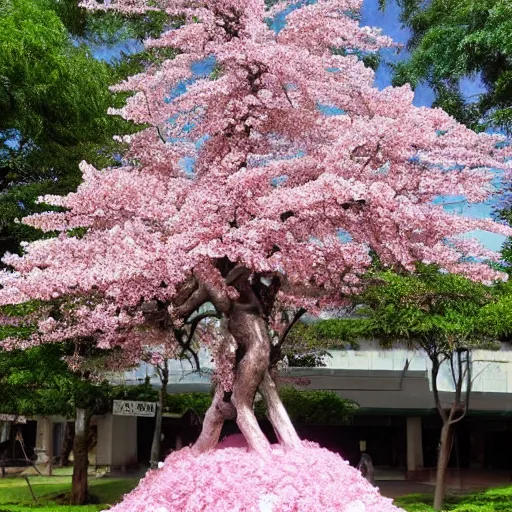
281, 83, 294, 108
173, 284, 209, 319
188, 346, 201, 372
455, 349, 463, 405
173, 324, 204, 373
142, 90, 166, 143
431, 358, 448, 423
278, 308, 307, 347
224, 265, 251, 286
449, 354, 457, 393
449, 350, 472, 425
186, 311, 221, 344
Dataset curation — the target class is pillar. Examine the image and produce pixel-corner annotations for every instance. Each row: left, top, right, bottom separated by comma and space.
0, 421, 9, 443
35, 417, 53, 474
96, 415, 137, 470
406, 417, 424, 480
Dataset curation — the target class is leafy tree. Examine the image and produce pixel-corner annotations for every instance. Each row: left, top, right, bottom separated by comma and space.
0, 301, 129, 504
384, 0, 512, 133
0, 344, 80, 419
314, 264, 511, 510
0, 0, 144, 256
0, 342, 113, 486
255, 387, 358, 425
276, 318, 358, 367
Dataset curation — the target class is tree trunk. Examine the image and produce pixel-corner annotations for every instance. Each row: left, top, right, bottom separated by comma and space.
150, 367, 168, 468
192, 305, 301, 457
228, 310, 272, 456
259, 369, 301, 450
60, 422, 75, 467
70, 408, 91, 505
193, 385, 236, 454
433, 422, 453, 511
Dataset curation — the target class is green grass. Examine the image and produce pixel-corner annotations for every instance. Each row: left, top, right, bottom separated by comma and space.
1, 475, 511, 511
396, 486, 512, 512
0, 475, 138, 511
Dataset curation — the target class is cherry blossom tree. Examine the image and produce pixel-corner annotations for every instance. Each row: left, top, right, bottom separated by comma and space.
1, 0, 512, 508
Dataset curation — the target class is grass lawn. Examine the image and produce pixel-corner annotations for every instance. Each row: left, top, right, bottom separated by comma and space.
0, 474, 138, 512
1, 474, 511, 511
396, 485, 512, 511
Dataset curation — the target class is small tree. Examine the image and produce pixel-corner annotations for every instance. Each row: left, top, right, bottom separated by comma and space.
321, 264, 509, 510
0, 302, 132, 505
0, 342, 114, 490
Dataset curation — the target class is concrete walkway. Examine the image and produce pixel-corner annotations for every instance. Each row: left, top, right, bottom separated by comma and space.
377, 481, 433, 500
377, 469, 512, 500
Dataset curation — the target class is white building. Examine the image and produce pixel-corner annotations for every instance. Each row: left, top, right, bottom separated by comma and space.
24, 341, 512, 479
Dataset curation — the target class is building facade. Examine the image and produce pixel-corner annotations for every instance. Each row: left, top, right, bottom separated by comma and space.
17, 341, 512, 479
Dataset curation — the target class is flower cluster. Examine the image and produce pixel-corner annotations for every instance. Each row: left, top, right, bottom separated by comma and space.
103, 439, 403, 512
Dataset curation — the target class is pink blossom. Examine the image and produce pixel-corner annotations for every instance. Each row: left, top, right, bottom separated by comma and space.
104, 440, 403, 512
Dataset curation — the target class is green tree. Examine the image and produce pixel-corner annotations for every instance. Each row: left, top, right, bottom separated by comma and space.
0, 342, 114, 498
0, 301, 126, 504
309, 265, 510, 510
255, 387, 358, 426
279, 317, 362, 367
385, 0, 512, 133
0, 0, 140, 256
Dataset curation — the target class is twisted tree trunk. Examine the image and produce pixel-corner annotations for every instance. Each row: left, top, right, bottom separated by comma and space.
192, 302, 301, 457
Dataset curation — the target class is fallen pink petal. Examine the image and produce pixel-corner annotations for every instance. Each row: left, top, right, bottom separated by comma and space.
106, 439, 403, 512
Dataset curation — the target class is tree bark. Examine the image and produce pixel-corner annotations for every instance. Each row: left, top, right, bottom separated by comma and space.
193, 385, 236, 454
60, 422, 75, 467
70, 408, 91, 505
192, 303, 301, 457
150, 365, 169, 468
259, 370, 301, 450
228, 309, 274, 456
433, 422, 453, 511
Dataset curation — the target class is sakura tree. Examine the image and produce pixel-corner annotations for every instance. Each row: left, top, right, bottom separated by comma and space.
1, 0, 511, 508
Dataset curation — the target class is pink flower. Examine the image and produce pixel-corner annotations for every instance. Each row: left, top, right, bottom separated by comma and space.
104, 440, 404, 512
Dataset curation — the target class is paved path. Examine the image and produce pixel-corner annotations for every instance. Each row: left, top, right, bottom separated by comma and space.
377, 480, 433, 500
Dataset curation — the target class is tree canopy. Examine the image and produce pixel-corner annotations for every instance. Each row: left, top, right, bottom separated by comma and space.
310, 264, 511, 350
0, 0, 142, 256
386, 0, 512, 133
0, 343, 113, 418
0, 0, 511, 508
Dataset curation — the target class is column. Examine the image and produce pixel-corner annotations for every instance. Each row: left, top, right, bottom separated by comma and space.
96, 415, 137, 470
0, 421, 9, 443
406, 416, 424, 480
95, 415, 113, 467
35, 417, 53, 474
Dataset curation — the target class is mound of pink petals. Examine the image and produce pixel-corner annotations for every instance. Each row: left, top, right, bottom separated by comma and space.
105, 437, 404, 512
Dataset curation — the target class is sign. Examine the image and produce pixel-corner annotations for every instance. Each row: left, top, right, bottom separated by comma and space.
113, 400, 157, 417
0, 414, 27, 423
